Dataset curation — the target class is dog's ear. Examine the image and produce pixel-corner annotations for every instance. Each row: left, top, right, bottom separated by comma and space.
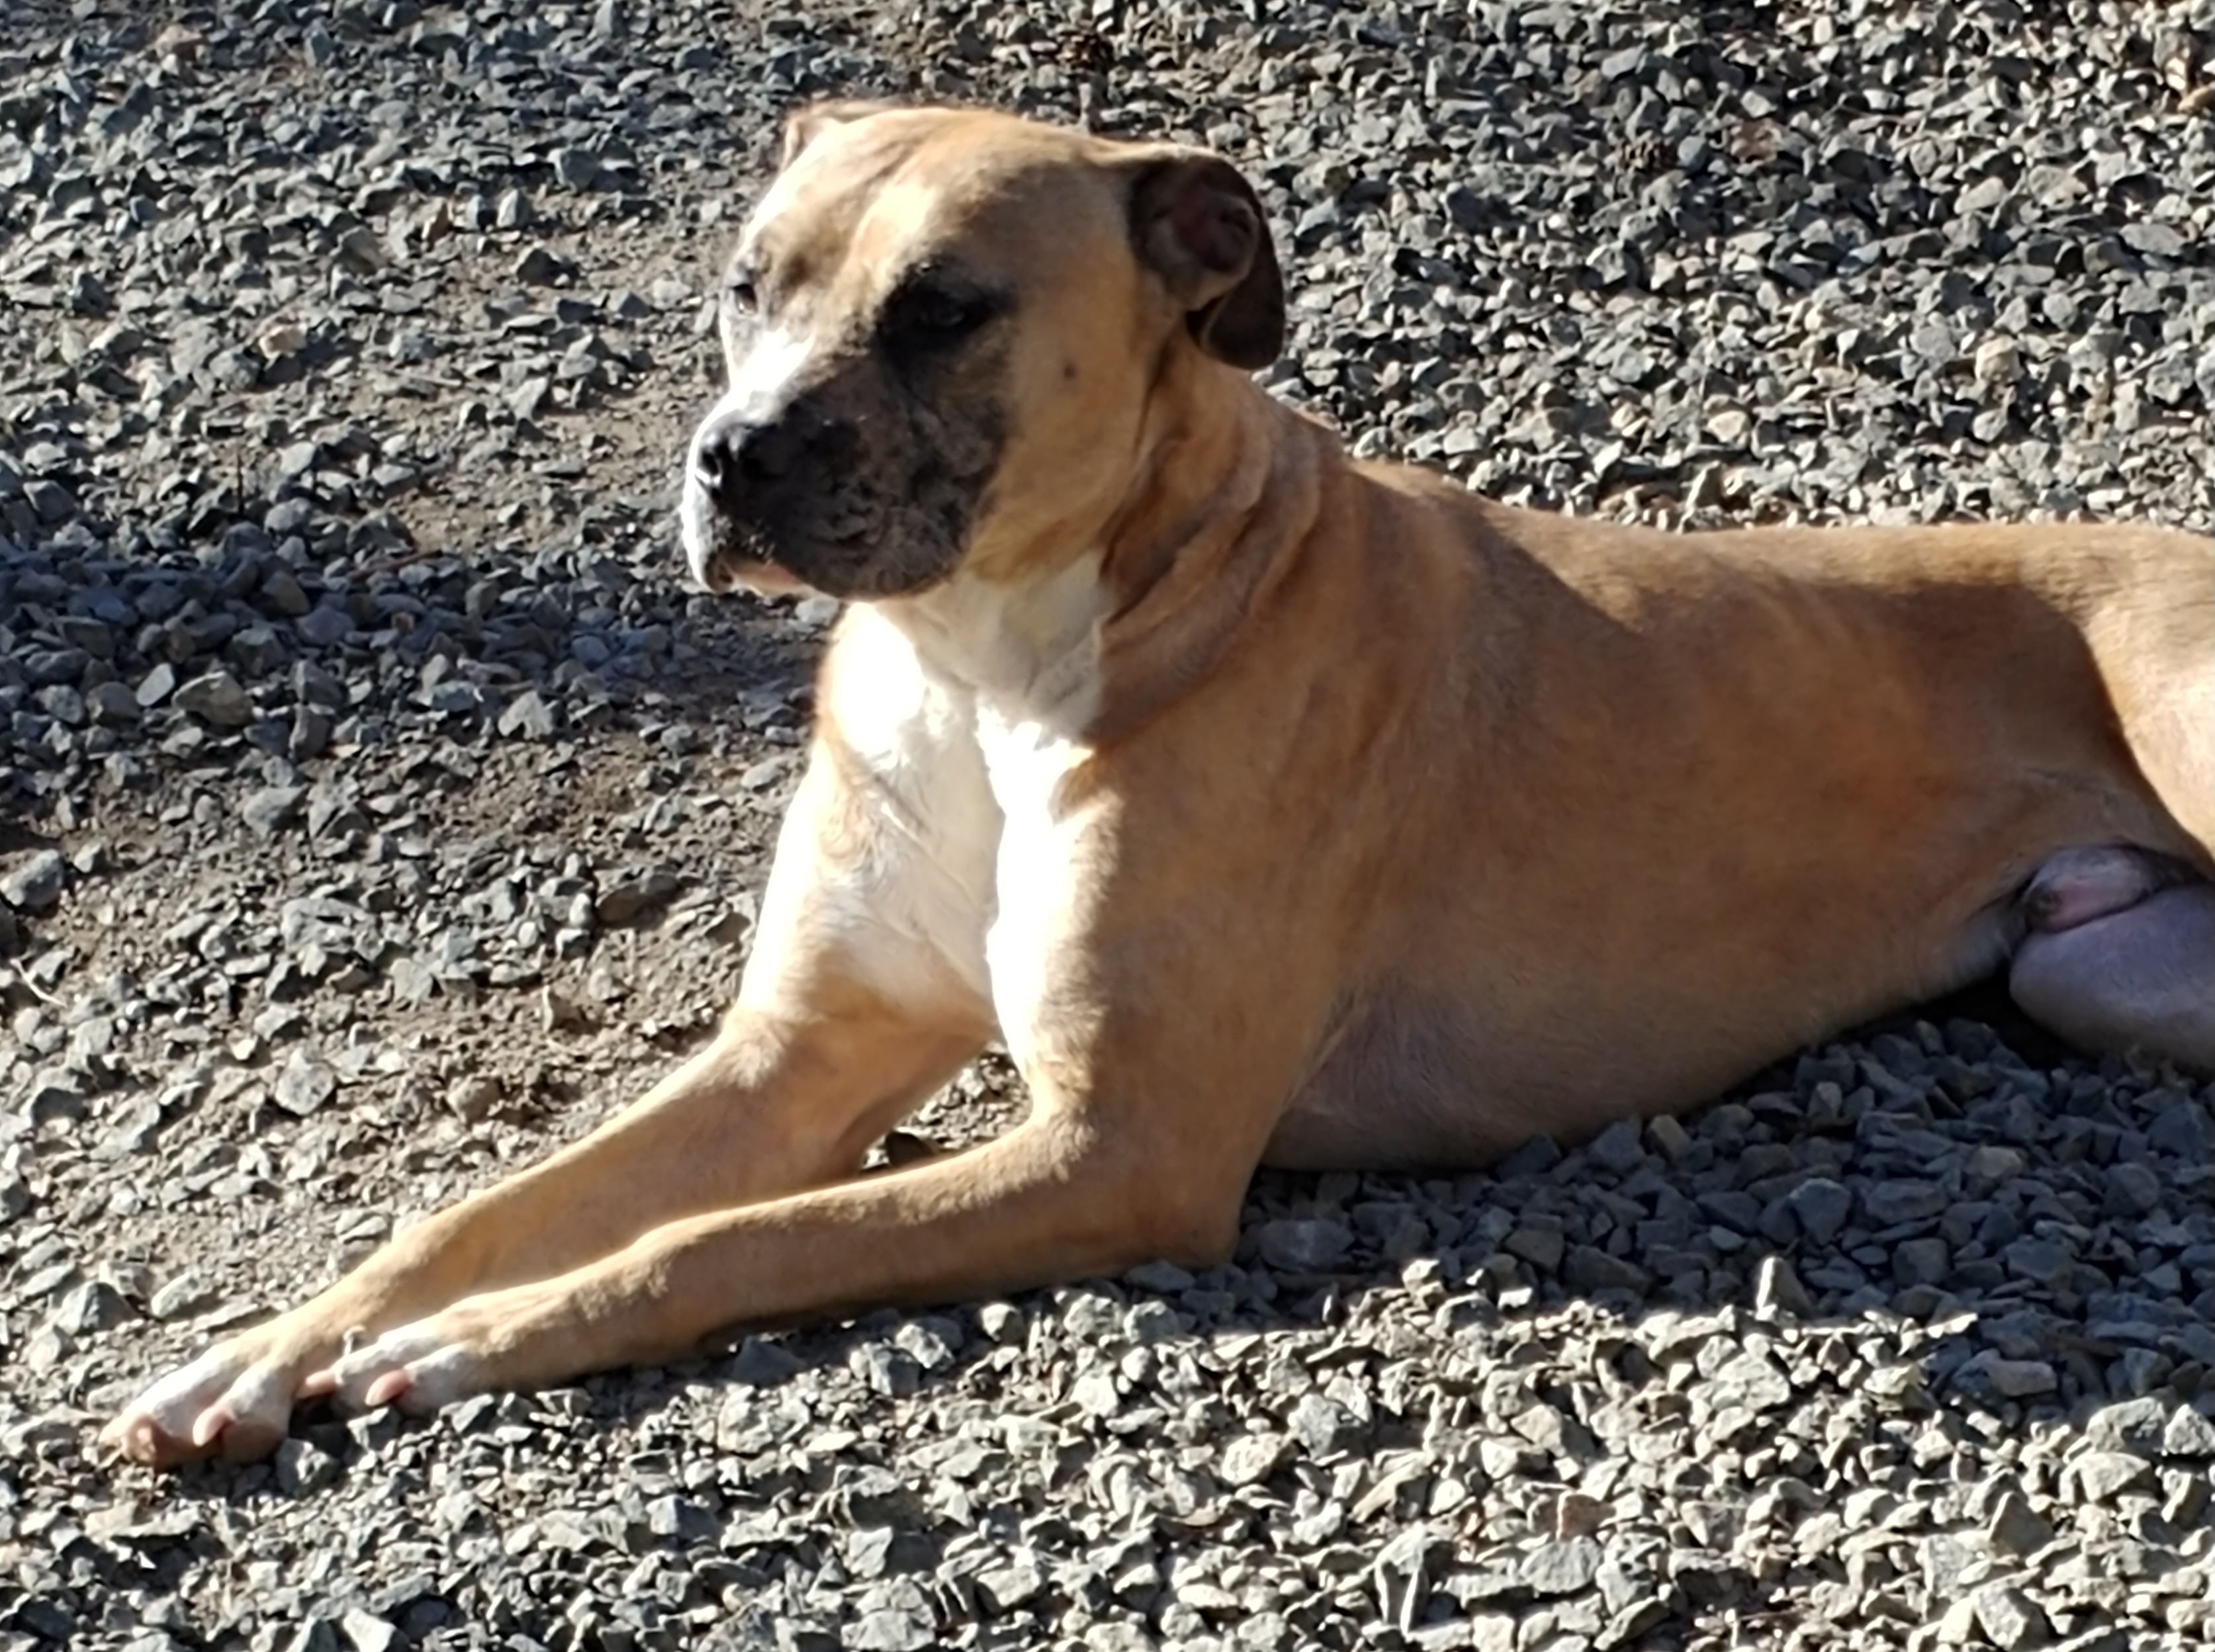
778, 99, 900, 170
1126, 153, 1285, 371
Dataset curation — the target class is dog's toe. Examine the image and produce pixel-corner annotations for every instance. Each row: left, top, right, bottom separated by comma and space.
312, 1315, 488, 1416
103, 1342, 301, 1468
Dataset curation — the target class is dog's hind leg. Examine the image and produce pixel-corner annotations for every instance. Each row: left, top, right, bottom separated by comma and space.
2008, 846, 2215, 1072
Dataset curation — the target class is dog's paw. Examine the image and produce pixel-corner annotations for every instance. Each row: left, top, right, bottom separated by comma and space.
101, 1331, 313, 1467
305, 1308, 494, 1416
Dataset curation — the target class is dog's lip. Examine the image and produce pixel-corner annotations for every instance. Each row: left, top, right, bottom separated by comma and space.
698, 554, 815, 599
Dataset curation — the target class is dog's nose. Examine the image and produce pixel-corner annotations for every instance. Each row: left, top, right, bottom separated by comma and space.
692, 415, 813, 507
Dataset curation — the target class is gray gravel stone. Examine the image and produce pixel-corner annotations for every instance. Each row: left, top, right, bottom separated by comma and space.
2072, 1450, 2153, 1501
242, 785, 308, 837
1520, 1538, 1602, 1596
1711, 1350, 1793, 1413
1753, 1254, 1815, 1319
499, 689, 557, 739
276, 1437, 342, 1497
1985, 1491, 2056, 1557
273, 1050, 339, 1118
1254, 1217, 1351, 1272
1786, 1177, 1852, 1244
1971, 1584, 2053, 1651
1220, 1432, 1291, 1488
1863, 1180, 1950, 1226
1985, 1358, 2059, 1399
295, 606, 355, 648
2149, 1098, 2211, 1160
338, 1610, 401, 1652
1287, 1390, 1358, 1456
171, 669, 256, 727
0, 850, 66, 912
1584, 1118, 1646, 1175
2163, 1407, 2215, 1457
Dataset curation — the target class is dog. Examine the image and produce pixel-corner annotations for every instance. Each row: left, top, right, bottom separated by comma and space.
105, 103, 2214, 1466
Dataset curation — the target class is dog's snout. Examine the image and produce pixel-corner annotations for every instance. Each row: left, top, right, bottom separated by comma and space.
691, 419, 741, 501
692, 419, 770, 504
692, 414, 835, 509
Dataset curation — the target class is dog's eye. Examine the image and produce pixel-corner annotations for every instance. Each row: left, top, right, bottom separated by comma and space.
724, 273, 760, 312
883, 281, 999, 350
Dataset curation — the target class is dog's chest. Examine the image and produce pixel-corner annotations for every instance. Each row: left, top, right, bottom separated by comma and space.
831, 604, 1098, 1026
973, 701, 1093, 1043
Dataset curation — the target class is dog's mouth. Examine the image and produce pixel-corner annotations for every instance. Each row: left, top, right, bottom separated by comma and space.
694, 546, 815, 599
678, 432, 978, 603
692, 521, 899, 601
682, 479, 842, 599
692, 507, 968, 604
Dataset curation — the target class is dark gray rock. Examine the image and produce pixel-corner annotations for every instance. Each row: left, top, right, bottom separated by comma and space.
1255, 1217, 1353, 1273
173, 669, 255, 728
1786, 1178, 1852, 1244
0, 850, 66, 912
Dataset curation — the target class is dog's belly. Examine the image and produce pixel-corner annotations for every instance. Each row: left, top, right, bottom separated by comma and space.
1262, 904, 2016, 1172
1265, 990, 1764, 1173
1265, 992, 1554, 1172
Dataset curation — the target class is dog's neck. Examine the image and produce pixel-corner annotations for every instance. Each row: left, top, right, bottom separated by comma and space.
878, 554, 1110, 740
875, 362, 1332, 746
1086, 365, 1332, 741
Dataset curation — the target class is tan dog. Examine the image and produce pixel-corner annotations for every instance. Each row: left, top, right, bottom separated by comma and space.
107, 105, 2215, 1466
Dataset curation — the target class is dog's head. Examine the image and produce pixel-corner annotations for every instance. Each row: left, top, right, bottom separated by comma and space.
679, 103, 1285, 601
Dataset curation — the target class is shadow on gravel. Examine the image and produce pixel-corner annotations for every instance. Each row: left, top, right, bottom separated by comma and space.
0, 497, 826, 824
130, 977, 2213, 1648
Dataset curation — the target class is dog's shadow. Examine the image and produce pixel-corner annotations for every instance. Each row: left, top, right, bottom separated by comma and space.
140, 982, 2212, 1646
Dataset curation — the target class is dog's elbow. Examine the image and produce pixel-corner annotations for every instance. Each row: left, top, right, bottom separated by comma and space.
1083, 1135, 1244, 1272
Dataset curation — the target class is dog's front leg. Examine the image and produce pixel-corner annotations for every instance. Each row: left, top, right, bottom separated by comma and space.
99, 1001, 979, 1466
308, 1015, 1300, 1407
312, 849, 1334, 1409
103, 745, 995, 1467
308, 1106, 1235, 1411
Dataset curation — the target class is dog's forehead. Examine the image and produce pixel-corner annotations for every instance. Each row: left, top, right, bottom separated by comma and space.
737, 113, 1124, 290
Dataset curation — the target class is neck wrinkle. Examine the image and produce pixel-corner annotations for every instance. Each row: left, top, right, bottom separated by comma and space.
1091, 373, 1327, 745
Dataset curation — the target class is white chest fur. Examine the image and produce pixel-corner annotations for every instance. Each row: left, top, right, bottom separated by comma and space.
973, 700, 1094, 1049
821, 568, 1107, 1033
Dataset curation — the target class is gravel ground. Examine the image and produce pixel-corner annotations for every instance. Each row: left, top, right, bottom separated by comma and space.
5, 1, 2215, 1649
